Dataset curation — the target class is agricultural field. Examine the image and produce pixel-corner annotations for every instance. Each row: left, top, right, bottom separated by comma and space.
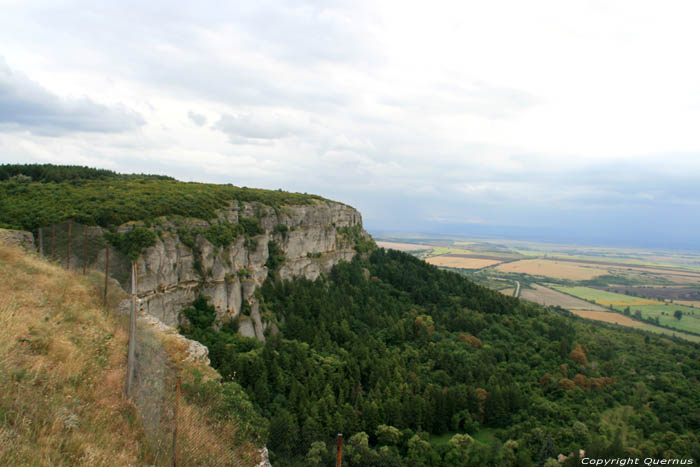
517, 285, 700, 342
425, 255, 502, 269
594, 285, 700, 302
375, 241, 431, 252
519, 284, 609, 311
499, 287, 515, 297
553, 286, 700, 335
494, 258, 609, 280
376, 234, 700, 340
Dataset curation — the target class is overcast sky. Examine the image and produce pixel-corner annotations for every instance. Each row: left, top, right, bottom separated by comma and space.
1, 1, 699, 249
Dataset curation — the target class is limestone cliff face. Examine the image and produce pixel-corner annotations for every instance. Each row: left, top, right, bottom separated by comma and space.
133, 200, 368, 341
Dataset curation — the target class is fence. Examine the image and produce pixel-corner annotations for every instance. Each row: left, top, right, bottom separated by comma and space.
34, 221, 249, 466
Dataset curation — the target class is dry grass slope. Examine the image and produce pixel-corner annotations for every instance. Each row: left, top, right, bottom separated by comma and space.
0, 243, 140, 465
0, 243, 261, 466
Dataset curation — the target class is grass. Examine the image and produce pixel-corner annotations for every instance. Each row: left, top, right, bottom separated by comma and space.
0, 243, 140, 465
0, 243, 261, 465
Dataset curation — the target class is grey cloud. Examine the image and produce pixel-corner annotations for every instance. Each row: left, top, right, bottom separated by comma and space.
0, 58, 144, 135
188, 111, 207, 126
214, 113, 302, 142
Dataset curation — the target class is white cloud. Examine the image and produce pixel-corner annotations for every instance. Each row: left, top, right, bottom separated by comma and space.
1, 1, 699, 246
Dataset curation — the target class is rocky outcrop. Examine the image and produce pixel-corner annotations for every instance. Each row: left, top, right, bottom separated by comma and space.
0, 228, 36, 252
128, 200, 368, 340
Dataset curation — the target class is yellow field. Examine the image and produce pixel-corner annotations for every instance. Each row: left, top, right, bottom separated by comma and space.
495, 259, 608, 280
426, 256, 501, 269
499, 288, 515, 296
376, 241, 431, 252
569, 309, 645, 327
596, 298, 658, 307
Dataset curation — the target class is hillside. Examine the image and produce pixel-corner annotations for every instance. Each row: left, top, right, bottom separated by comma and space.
0, 241, 262, 465
184, 249, 700, 465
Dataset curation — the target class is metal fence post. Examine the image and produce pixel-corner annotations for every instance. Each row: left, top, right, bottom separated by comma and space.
172, 376, 181, 467
336, 433, 343, 467
67, 220, 72, 269
104, 244, 110, 306
83, 226, 87, 274
38, 228, 43, 256
125, 262, 137, 398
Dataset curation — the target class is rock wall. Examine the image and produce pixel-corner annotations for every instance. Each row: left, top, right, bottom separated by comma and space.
0, 228, 36, 252
132, 200, 368, 341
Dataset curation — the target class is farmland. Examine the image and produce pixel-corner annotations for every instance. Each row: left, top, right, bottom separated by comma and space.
519, 284, 608, 311
425, 255, 502, 269
554, 286, 700, 335
596, 285, 700, 302
494, 258, 609, 280
374, 234, 700, 341
375, 241, 431, 252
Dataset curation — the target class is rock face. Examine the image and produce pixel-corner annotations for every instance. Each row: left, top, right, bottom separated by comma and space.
130, 200, 368, 341
0, 228, 36, 252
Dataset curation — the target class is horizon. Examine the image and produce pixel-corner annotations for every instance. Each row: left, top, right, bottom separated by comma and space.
2, 1, 700, 250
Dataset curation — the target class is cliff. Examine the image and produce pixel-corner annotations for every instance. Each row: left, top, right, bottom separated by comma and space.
127, 200, 369, 341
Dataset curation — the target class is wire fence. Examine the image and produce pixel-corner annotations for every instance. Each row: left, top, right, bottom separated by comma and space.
34, 221, 252, 466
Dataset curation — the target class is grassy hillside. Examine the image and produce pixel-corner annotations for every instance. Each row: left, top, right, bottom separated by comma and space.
0, 242, 262, 465
0, 164, 331, 231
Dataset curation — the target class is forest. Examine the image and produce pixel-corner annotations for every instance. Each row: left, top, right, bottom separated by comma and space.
0, 164, 329, 231
180, 249, 700, 466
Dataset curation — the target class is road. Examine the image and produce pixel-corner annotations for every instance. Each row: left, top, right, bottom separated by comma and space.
514, 280, 520, 298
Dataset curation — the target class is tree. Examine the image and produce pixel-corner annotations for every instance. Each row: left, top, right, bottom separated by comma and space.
376, 424, 402, 446
268, 409, 299, 456
674, 310, 683, 320
306, 441, 328, 467
538, 434, 557, 466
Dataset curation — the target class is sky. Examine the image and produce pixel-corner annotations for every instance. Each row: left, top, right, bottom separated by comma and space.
1, 1, 700, 249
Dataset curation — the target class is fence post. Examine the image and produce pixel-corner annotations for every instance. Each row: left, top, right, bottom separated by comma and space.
67, 220, 72, 269
172, 376, 181, 467
83, 227, 87, 274
51, 226, 55, 259
336, 433, 343, 467
104, 244, 110, 306
125, 262, 137, 398
38, 228, 43, 256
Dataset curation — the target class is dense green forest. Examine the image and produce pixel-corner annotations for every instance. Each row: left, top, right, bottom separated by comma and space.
0, 164, 329, 231
181, 249, 700, 466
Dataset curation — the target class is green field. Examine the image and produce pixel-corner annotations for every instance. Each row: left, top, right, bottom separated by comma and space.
554, 286, 700, 335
